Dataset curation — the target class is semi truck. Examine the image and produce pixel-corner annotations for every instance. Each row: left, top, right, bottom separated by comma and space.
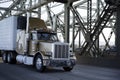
0, 16, 76, 72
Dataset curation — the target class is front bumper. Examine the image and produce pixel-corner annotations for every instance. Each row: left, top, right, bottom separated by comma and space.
43, 59, 76, 67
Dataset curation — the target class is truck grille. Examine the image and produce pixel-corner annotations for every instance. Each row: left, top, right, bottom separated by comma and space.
54, 44, 69, 58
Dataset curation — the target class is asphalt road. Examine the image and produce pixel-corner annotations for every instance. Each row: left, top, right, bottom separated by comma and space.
0, 61, 120, 80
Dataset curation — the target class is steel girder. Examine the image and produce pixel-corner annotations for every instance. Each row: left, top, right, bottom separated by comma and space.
0, 0, 117, 57
0, 0, 54, 19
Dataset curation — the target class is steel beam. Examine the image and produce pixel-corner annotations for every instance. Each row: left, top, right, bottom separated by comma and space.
64, 3, 70, 43
115, 7, 120, 56
54, 0, 78, 3
0, 7, 8, 11
14, 0, 53, 16
0, 0, 21, 19
46, 5, 53, 27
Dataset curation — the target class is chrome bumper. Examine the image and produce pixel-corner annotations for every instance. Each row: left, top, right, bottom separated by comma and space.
43, 59, 76, 67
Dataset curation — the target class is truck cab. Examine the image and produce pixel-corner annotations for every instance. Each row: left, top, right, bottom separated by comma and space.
27, 29, 76, 72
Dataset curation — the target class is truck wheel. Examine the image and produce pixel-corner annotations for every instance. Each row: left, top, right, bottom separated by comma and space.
7, 52, 16, 64
7, 53, 12, 64
2, 52, 7, 63
63, 66, 73, 71
34, 55, 45, 72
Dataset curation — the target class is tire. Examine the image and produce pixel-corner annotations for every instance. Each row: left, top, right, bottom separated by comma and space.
7, 53, 12, 64
34, 55, 46, 72
2, 52, 7, 63
63, 66, 73, 71
7, 52, 16, 64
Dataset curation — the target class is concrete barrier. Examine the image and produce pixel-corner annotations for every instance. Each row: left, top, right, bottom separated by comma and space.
75, 54, 120, 69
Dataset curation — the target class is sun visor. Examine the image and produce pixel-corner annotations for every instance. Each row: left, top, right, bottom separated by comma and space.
29, 18, 47, 30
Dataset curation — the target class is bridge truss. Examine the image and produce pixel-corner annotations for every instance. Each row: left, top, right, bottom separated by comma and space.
0, 0, 116, 57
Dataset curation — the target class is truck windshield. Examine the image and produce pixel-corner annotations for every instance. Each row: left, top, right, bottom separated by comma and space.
37, 32, 59, 42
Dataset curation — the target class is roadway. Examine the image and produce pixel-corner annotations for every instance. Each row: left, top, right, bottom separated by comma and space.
0, 60, 120, 80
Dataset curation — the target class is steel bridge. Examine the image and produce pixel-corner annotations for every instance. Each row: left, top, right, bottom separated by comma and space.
0, 0, 119, 57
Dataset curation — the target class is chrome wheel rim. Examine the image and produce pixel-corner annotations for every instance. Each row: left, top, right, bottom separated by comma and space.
7, 54, 10, 62
36, 58, 42, 70
3, 54, 6, 61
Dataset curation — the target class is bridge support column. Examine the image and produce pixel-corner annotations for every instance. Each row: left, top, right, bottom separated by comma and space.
115, 7, 120, 56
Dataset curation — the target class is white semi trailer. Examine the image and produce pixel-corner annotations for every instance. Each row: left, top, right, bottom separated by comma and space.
0, 16, 76, 72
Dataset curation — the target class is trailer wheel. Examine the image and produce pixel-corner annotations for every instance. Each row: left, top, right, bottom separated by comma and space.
63, 66, 73, 71
7, 53, 12, 63
7, 52, 16, 64
34, 55, 45, 72
2, 52, 7, 63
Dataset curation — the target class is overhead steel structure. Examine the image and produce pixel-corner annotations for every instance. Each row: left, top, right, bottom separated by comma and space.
0, 0, 118, 57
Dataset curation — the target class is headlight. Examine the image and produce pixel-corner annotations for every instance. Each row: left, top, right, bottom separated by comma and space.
70, 53, 75, 57
69, 49, 75, 57
45, 52, 52, 56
